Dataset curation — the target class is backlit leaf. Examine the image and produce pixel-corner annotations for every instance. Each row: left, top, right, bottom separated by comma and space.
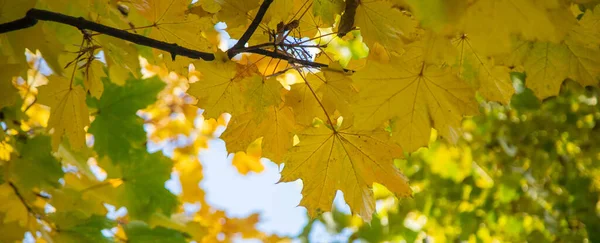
89, 76, 165, 161
280, 118, 411, 221
38, 75, 89, 151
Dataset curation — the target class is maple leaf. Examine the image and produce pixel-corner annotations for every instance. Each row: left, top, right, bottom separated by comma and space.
352, 41, 479, 152
280, 118, 412, 220
89, 76, 165, 161
214, 0, 260, 29
50, 213, 115, 243
37, 76, 89, 151
399, 0, 466, 31
83, 60, 106, 99
49, 187, 108, 217
499, 7, 600, 99
188, 60, 284, 119
451, 33, 515, 104
222, 106, 295, 163
7, 136, 64, 191
285, 70, 357, 126
109, 150, 178, 220
129, 0, 213, 72
96, 35, 141, 86
456, 0, 573, 55
0, 183, 29, 227
353, 0, 416, 49
131, 0, 212, 51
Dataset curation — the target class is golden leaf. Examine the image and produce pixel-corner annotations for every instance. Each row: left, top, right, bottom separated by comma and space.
280, 118, 411, 221
37, 76, 89, 151
222, 106, 295, 163
352, 40, 479, 152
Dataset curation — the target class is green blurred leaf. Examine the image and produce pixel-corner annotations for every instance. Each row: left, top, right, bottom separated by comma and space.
89, 76, 165, 162
125, 221, 187, 243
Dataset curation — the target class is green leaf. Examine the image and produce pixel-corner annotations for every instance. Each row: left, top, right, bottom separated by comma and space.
9, 135, 64, 190
125, 221, 187, 243
89, 77, 165, 161
52, 213, 116, 243
111, 150, 177, 220
510, 88, 541, 111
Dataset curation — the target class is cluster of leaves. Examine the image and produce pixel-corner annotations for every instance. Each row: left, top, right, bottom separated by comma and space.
308, 80, 600, 242
1, 0, 600, 241
0, 52, 285, 242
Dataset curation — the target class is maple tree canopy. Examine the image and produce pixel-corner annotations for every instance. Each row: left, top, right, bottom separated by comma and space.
1, 0, 600, 242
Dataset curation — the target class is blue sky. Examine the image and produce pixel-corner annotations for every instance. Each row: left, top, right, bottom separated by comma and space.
200, 139, 307, 237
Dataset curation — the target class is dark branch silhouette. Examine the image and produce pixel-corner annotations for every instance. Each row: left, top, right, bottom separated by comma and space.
0, 6, 351, 72
0, 9, 215, 61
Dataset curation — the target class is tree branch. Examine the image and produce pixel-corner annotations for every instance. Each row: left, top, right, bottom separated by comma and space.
0, 7, 353, 72
245, 49, 353, 73
0, 9, 215, 61
228, 0, 274, 57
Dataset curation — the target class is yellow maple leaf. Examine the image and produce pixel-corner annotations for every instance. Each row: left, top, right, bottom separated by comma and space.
399, 0, 466, 31
0, 184, 30, 227
285, 70, 357, 126
499, 7, 600, 99
84, 60, 106, 99
188, 60, 247, 118
352, 40, 479, 152
569, 5, 600, 47
189, 60, 284, 119
456, 0, 573, 55
130, 0, 214, 72
37, 76, 89, 151
285, 81, 325, 125
97, 35, 141, 86
244, 76, 285, 119
215, 0, 260, 29
264, 0, 294, 28
222, 106, 295, 163
280, 118, 411, 221
131, 0, 212, 51
451, 33, 514, 104
354, 0, 417, 49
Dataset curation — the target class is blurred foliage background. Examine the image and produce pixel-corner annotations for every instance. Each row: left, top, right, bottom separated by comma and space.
303, 76, 600, 243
